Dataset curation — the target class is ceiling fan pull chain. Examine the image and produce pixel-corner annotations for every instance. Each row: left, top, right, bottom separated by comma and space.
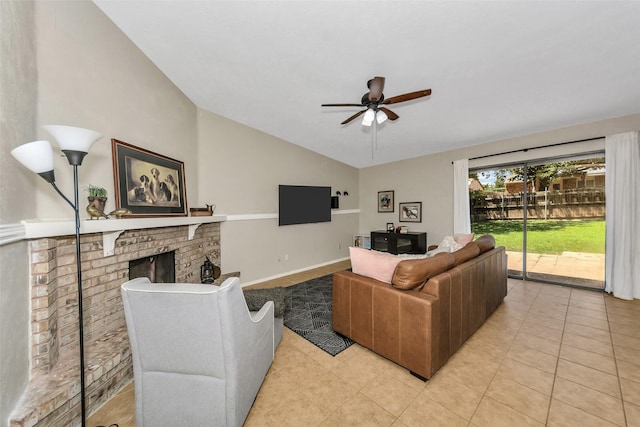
372, 121, 377, 159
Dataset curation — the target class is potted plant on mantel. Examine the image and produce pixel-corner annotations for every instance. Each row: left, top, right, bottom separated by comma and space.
86, 184, 108, 213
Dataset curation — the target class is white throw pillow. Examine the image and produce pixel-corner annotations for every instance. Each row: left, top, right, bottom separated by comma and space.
397, 253, 429, 260
438, 235, 463, 252
426, 246, 452, 257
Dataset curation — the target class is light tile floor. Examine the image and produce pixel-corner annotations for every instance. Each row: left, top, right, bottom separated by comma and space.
88, 261, 640, 426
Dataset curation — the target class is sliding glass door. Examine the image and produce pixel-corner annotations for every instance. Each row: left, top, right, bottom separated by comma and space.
470, 167, 525, 279
469, 154, 606, 289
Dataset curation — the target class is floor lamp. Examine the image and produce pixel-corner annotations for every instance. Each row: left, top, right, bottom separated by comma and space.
11, 125, 103, 427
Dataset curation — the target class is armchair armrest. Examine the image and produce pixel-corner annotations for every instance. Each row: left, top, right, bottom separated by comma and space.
250, 300, 275, 323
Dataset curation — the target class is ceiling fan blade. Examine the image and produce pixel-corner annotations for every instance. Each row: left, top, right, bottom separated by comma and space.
322, 103, 365, 107
341, 110, 366, 125
382, 89, 432, 105
379, 107, 399, 121
368, 76, 385, 102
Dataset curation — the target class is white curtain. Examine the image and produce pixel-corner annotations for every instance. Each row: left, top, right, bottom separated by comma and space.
453, 159, 471, 234
605, 131, 640, 300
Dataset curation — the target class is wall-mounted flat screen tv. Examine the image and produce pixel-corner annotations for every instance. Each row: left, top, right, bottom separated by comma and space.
279, 185, 331, 226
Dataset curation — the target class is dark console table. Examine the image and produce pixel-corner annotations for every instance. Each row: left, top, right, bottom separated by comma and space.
370, 231, 427, 255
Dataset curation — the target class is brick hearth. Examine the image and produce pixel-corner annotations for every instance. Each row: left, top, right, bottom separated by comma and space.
9, 222, 235, 426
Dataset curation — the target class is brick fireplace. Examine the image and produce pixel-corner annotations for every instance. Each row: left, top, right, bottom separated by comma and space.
10, 218, 236, 426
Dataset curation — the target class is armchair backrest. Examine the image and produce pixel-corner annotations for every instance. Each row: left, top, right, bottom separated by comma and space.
121, 277, 275, 427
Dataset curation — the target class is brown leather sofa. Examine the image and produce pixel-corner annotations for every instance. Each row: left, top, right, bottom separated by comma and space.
332, 235, 507, 380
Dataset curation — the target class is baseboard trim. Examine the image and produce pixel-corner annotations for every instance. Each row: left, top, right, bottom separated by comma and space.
240, 257, 350, 287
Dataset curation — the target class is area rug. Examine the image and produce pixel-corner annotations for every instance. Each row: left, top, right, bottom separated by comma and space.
284, 273, 355, 356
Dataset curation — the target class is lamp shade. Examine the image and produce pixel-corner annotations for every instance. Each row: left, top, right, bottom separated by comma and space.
11, 140, 55, 174
376, 110, 388, 124
43, 125, 102, 153
362, 108, 375, 126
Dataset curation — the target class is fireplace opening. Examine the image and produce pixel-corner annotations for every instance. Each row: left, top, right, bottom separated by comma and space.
129, 251, 176, 283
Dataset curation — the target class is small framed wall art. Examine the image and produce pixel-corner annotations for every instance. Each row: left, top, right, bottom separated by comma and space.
386, 222, 395, 232
112, 139, 188, 217
399, 202, 422, 223
378, 190, 394, 213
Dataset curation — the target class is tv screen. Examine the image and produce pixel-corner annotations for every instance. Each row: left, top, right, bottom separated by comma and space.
279, 185, 331, 226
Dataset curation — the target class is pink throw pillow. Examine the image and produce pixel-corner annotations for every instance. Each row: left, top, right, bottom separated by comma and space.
454, 233, 475, 246
349, 246, 401, 284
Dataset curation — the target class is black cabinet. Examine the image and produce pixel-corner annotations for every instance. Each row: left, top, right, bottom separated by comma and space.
370, 231, 427, 255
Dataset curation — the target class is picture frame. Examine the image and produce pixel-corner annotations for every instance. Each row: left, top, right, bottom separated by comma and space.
112, 139, 188, 217
378, 190, 394, 212
386, 222, 395, 232
399, 202, 422, 223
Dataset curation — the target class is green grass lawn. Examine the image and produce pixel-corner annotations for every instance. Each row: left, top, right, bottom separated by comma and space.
471, 219, 605, 254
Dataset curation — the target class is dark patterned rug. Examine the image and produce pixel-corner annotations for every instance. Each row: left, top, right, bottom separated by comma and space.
284, 273, 355, 356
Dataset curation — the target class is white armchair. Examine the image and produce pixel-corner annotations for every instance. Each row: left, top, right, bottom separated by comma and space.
121, 277, 277, 427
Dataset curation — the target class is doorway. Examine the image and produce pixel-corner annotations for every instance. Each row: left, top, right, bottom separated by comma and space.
469, 154, 605, 289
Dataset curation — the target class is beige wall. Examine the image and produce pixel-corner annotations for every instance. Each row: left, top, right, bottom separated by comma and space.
2, 0, 638, 423
0, 1, 36, 423
33, 0, 198, 218
1, 1, 198, 423
2, 5, 360, 419
360, 113, 640, 247
196, 109, 359, 284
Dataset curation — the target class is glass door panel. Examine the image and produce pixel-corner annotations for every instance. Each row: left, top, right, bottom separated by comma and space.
469, 167, 525, 279
524, 156, 606, 289
470, 155, 605, 289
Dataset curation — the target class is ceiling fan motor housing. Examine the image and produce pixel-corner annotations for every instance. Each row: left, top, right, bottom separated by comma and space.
362, 93, 384, 106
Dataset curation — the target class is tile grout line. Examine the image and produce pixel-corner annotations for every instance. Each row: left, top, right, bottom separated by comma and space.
551, 289, 627, 427
606, 294, 629, 427
545, 286, 570, 426
466, 279, 540, 425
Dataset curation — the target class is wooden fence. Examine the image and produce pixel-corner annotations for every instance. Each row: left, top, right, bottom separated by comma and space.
471, 189, 605, 221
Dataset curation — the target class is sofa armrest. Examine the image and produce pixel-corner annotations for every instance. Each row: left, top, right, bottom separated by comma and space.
421, 246, 507, 365
333, 271, 441, 379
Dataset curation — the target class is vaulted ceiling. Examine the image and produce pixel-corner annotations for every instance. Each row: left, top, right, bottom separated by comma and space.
93, 1, 640, 168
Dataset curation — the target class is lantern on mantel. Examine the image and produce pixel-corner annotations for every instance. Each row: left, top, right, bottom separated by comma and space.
200, 256, 221, 284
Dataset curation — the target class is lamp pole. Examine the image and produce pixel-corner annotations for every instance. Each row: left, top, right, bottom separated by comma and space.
46, 162, 88, 426
41, 170, 86, 425
72, 164, 87, 426
11, 126, 103, 427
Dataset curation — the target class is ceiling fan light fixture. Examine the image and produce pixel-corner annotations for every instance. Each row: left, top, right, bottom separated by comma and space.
376, 110, 388, 124
362, 108, 375, 126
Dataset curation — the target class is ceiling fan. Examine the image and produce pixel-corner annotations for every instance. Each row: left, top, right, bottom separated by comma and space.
321, 76, 432, 126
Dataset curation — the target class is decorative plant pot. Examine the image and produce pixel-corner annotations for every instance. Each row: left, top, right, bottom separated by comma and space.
88, 196, 107, 213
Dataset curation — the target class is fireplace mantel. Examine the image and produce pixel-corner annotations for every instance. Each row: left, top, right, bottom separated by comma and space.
21, 215, 226, 256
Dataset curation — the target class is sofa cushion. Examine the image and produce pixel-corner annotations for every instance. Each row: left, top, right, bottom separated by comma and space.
451, 243, 481, 266
391, 252, 456, 290
471, 234, 496, 253
349, 246, 402, 284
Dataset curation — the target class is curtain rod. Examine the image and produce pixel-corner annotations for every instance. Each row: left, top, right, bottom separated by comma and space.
452, 136, 605, 164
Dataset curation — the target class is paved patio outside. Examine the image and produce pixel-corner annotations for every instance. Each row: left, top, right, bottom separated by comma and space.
506, 251, 605, 289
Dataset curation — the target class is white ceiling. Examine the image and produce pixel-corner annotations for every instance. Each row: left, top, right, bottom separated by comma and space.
93, 1, 640, 169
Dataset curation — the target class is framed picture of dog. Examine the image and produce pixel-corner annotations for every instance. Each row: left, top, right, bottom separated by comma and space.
399, 202, 422, 223
112, 139, 188, 217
